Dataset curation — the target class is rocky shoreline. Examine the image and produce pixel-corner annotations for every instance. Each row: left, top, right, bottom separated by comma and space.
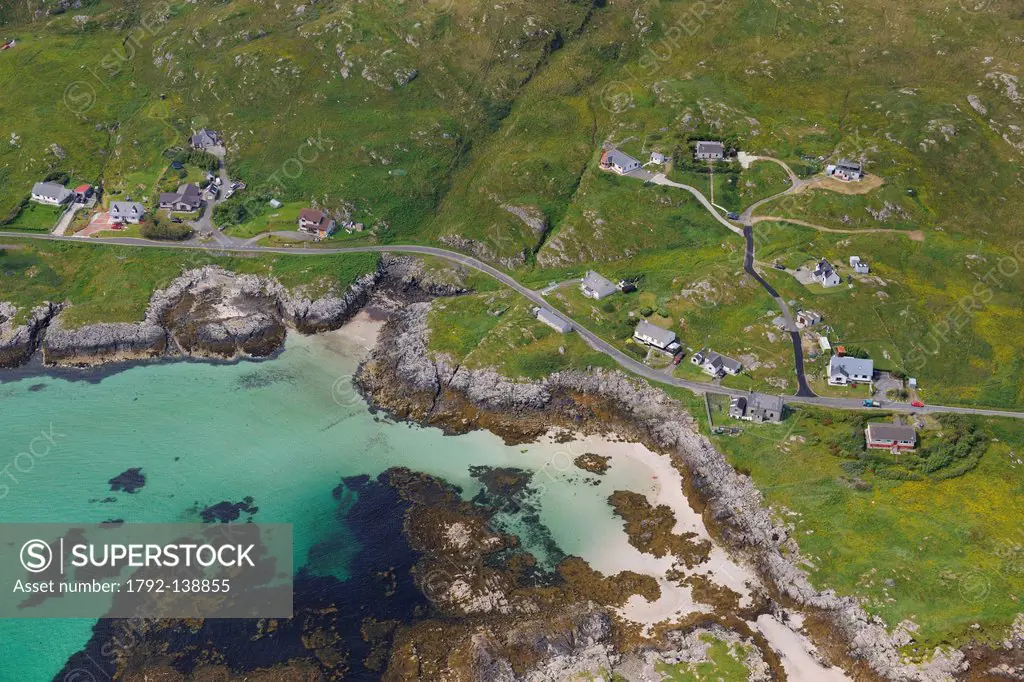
354, 301, 983, 682
0, 255, 463, 370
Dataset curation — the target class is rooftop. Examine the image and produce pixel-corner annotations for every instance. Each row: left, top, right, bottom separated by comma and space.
829, 355, 874, 377
634, 319, 677, 346
603, 149, 640, 169
867, 423, 917, 443
581, 270, 617, 297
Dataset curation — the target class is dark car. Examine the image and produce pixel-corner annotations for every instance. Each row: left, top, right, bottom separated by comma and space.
726, 212, 740, 220
170, 217, 183, 224
672, 352, 684, 365
774, 263, 786, 270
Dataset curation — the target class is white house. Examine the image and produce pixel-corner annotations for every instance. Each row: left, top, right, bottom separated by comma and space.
30, 182, 73, 206
580, 271, 617, 300
826, 159, 864, 181
796, 310, 822, 328
109, 201, 146, 224
828, 355, 874, 386
813, 259, 842, 287
633, 320, 680, 352
850, 256, 870, 274
692, 348, 742, 377
695, 141, 725, 160
649, 151, 667, 165
600, 149, 641, 174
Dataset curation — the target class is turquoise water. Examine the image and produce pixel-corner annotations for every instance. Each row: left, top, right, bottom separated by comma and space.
0, 330, 657, 680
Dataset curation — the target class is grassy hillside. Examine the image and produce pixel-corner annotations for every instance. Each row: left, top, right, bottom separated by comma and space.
712, 405, 1024, 650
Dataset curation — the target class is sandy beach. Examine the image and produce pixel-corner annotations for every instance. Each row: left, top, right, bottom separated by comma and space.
529, 431, 852, 681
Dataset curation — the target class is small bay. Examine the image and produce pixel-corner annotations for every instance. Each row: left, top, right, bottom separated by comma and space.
0, 322, 675, 681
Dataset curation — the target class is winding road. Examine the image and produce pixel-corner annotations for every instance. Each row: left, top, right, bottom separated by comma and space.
639, 165, 815, 396
3, 229, 1024, 421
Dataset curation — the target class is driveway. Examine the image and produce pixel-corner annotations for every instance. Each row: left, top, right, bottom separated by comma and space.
52, 202, 88, 236
190, 155, 232, 235
76, 211, 115, 237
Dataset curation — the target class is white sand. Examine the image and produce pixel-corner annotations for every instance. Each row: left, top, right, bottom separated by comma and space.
529, 431, 852, 681
754, 614, 852, 681
308, 310, 386, 360
527, 432, 758, 632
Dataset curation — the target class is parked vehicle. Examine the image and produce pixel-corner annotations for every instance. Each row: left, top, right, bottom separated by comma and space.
170, 217, 183, 224
726, 212, 740, 220
672, 352, 684, 365
774, 263, 786, 270
911, 401, 925, 408
863, 399, 881, 407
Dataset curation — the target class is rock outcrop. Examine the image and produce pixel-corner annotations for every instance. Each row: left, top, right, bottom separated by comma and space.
0, 301, 60, 368
4, 261, 386, 369
356, 301, 970, 682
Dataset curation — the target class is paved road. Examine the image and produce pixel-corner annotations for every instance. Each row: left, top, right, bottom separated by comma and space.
742, 225, 814, 397
4, 229, 1024, 421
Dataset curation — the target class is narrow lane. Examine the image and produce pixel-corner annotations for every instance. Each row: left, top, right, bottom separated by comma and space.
742, 225, 814, 397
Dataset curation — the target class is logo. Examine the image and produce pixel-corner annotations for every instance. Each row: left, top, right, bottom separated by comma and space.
63, 81, 96, 115
20, 539, 53, 573
600, 81, 634, 114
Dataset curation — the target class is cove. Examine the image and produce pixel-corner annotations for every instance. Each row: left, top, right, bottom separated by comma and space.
0, 322, 676, 681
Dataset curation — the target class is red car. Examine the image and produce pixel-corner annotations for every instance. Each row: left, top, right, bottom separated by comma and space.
911, 401, 925, 408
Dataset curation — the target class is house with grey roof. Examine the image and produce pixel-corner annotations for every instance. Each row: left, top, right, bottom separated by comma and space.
159, 183, 202, 212
633, 320, 680, 352
534, 307, 572, 334
600, 149, 641, 175
695, 141, 725, 160
729, 392, 784, 423
30, 182, 73, 206
580, 271, 618, 300
692, 348, 743, 377
190, 128, 221, 150
109, 201, 146, 224
813, 258, 841, 287
849, 255, 870, 274
866, 422, 917, 451
828, 355, 874, 386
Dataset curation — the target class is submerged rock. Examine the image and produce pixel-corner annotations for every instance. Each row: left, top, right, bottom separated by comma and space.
108, 468, 146, 494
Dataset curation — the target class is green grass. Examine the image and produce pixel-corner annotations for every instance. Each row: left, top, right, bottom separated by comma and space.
3, 202, 64, 232
225, 202, 304, 239
713, 406, 1024, 649
427, 290, 616, 379
750, 225, 1024, 408
655, 634, 752, 681
0, 239, 378, 327
737, 161, 791, 207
